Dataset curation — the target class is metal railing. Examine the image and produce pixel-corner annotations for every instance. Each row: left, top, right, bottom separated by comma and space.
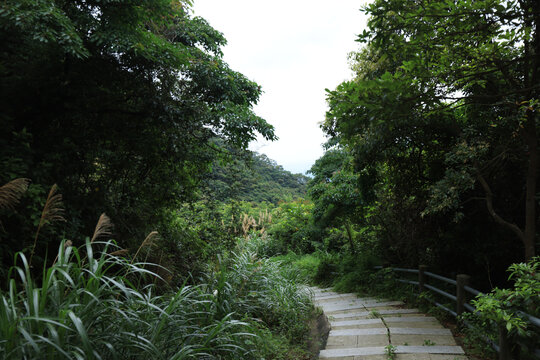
374, 265, 540, 360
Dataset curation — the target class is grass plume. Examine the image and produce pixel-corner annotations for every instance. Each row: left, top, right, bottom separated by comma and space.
90, 213, 113, 243
0, 178, 30, 212
132, 231, 159, 261
29, 184, 65, 267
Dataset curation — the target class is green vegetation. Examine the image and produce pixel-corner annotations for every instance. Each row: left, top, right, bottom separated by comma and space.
294, 1, 540, 354
0, 238, 313, 359
384, 344, 396, 360
462, 257, 540, 358
299, 0, 540, 290
0, 1, 317, 358
2, 0, 540, 358
0, 0, 275, 276
206, 151, 309, 204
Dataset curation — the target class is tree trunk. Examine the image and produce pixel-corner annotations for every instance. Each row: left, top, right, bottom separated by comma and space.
523, 108, 538, 261
344, 221, 356, 254
522, 0, 540, 261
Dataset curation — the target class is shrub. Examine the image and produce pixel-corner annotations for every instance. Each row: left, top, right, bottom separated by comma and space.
270, 252, 321, 283
0, 238, 314, 359
462, 257, 540, 358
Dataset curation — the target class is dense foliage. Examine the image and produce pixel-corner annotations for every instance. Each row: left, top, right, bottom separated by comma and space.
0, 238, 313, 359
2, 0, 540, 357
460, 257, 540, 359
304, 0, 540, 289
205, 151, 309, 204
0, 0, 275, 273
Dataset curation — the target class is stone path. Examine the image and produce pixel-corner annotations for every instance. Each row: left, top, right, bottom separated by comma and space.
310, 287, 468, 360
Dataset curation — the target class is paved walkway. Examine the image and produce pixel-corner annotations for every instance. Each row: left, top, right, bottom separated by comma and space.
310, 287, 468, 360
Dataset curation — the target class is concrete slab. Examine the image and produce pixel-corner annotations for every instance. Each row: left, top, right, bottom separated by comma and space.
316, 295, 360, 303
383, 316, 437, 323
387, 322, 444, 329
313, 286, 466, 359
314, 293, 362, 299
395, 354, 431, 360
332, 319, 442, 331
319, 300, 369, 309
427, 355, 468, 360
394, 345, 465, 354
388, 328, 452, 335
330, 318, 384, 328
319, 346, 386, 357
357, 335, 389, 347
319, 346, 465, 359
362, 301, 405, 308
353, 356, 387, 360
391, 334, 457, 346
324, 301, 404, 313
325, 335, 358, 348
330, 328, 388, 336
329, 308, 420, 320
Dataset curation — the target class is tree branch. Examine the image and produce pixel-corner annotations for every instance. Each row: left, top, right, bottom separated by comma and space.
475, 167, 525, 243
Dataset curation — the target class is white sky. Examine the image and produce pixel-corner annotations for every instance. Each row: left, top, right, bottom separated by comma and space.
192, 1, 369, 174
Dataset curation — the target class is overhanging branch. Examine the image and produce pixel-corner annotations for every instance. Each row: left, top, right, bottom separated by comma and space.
475, 168, 525, 243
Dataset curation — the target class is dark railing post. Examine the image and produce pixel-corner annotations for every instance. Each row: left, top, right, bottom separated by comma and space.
456, 274, 470, 316
418, 265, 427, 293
498, 325, 511, 360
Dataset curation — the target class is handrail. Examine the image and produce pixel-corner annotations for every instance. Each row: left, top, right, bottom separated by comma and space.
393, 267, 419, 274
518, 311, 540, 328
424, 296, 457, 317
464, 285, 481, 296
424, 283, 457, 302
374, 265, 539, 359
425, 271, 457, 286
397, 279, 419, 286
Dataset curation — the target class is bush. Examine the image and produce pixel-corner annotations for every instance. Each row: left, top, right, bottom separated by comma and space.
270, 252, 321, 283
267, 200, 317, 254
313, 253, 340, 285
462, 257, 540, 359
0, 239, 314, 359
310, 250, 381, 291
206, 251, 313, 344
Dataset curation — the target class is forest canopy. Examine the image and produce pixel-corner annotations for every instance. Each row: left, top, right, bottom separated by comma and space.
310, 0, 540, 280
0, 0, 276, 272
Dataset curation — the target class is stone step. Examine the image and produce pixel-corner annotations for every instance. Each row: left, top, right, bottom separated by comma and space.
314, 292, 358, 299
331, 316, 442, 329
322, 300, 404, 313
319, 345, 465, 359
316, 298, 385, 306
328, 308, 420, 320
315, 294, 377, 303
330, 328, 452, 337
312, 287, 467, 359
330, 318, 384, 329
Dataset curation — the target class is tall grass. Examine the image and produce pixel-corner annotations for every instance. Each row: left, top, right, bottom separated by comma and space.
0, 238, 313, 359
206, 251, 313, 343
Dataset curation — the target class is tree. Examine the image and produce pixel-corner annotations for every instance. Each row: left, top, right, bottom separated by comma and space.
308, 148, 364, 253
204, 150, 309, 204
323, 43, 459, 265
325, 0, 539, 260
0, 0, 275, 267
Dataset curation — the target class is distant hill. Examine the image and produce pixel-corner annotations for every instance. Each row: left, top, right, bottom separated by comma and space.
205, 151, 309, 203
